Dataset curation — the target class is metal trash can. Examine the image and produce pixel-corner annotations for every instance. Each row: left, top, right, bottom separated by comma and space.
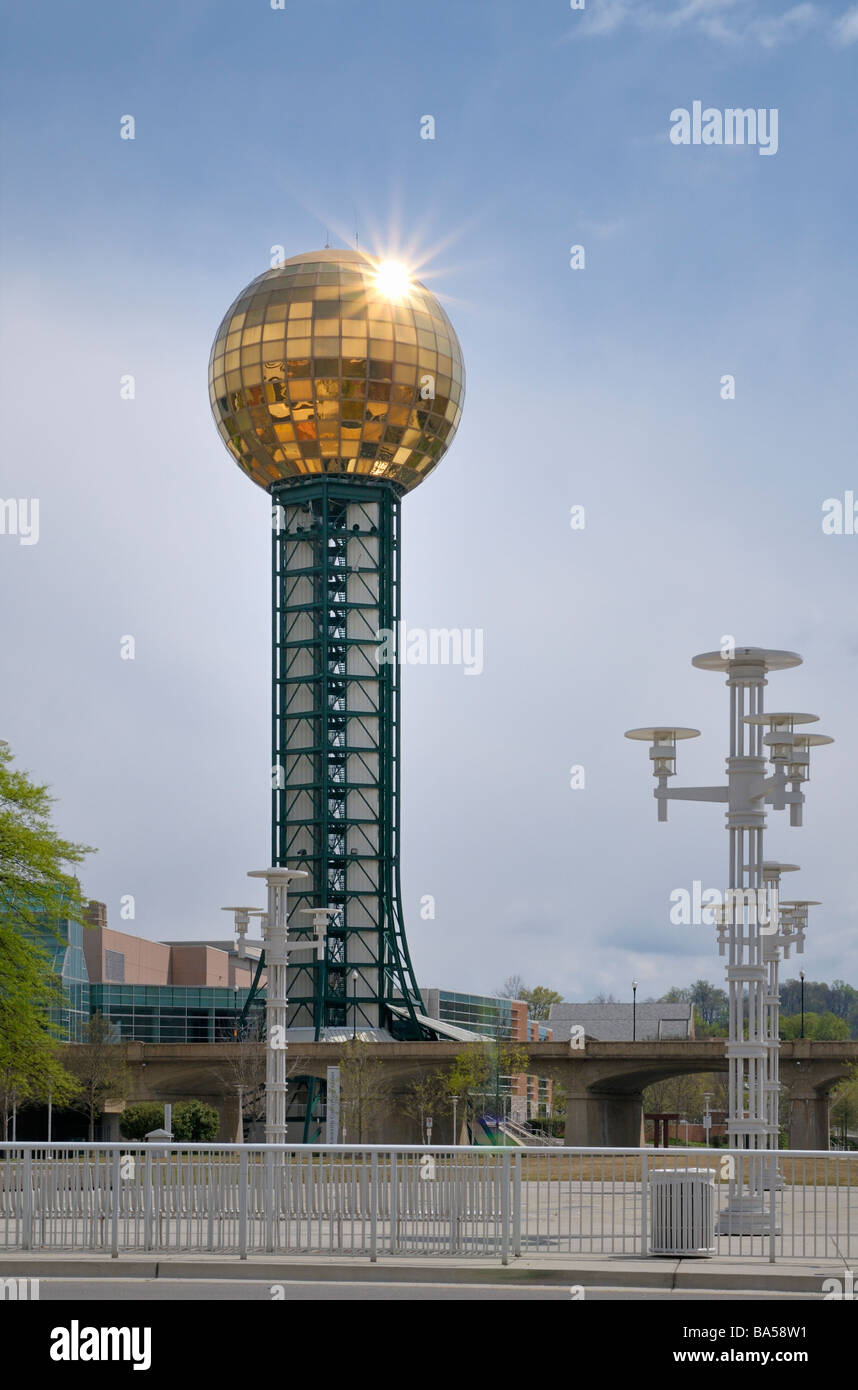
649, 1169, 716, 1257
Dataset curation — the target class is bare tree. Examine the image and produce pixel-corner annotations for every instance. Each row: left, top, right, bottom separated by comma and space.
339, 1038, 389, 1143
66, 1012, 130, 1139
497, 974, 525, 999
398, 1068, 452, 1142
211, 1014, 274, 1138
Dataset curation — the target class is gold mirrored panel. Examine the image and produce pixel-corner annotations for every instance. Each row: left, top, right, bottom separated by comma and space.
209, 249, 465, 493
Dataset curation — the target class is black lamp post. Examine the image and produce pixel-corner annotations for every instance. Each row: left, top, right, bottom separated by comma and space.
800, 970, 805, 1039
351, 970, 359, 1042
632, 979, 638, 1042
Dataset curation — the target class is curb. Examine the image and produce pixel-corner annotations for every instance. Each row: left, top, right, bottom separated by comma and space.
0, 1255, 836, 1294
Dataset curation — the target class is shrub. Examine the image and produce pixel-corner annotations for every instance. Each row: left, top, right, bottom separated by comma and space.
172, 1099, 219, 1142
119, 1102, 164, 1140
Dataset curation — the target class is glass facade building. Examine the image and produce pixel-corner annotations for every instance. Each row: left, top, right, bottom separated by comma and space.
89, 985, 265, 1043
24, 915, 267, 1044
26, 916, 91, 1042
435, 990, 515, 1041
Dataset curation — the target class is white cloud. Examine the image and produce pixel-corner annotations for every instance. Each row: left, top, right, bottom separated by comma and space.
567, 0, 830, 48
747, 4, 820, 48
832, 4, 858, 44
579, 0, 634, 36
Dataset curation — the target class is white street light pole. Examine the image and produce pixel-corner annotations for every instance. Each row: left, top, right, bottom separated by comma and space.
247, 867, 308, 1145
758, 861, 803, 1143
625, 647, 832, 1230
297, 907, 338, 1040
221, 906, 256, 960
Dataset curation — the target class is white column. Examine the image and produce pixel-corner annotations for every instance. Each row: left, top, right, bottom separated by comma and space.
248, 867, 308, 1145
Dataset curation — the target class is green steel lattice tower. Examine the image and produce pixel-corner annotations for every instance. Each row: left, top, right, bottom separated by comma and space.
209, 249, 465, 1042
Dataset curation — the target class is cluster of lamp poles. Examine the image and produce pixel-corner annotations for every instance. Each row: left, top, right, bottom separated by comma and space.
625, 646, 830, 1230
221, 870, 508, 1148
224, 870, 376, 1143
224, 869, 333, 1143
224, 870, 486, 1146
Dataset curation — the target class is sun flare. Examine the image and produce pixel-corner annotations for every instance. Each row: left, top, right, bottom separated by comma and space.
372, 259, 412, 300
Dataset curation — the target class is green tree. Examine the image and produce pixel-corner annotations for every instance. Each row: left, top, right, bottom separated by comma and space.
780, 978, 858, 1038
496, 976, 564, 1021
172, 1100, 220, 1142
119, 1102, 165, 1140
660, 981, 728, 1035
0, 744, 93, 1135
689, 979, 728, 1029
447, 1040, 530, 1134
66, 1012, 130, 1139
519, 986, 563, 1021
780, 1011, 850, 1041
0, 927, 83, 1136
831, 1065, 858, 1149
447, 1042, 491, 1130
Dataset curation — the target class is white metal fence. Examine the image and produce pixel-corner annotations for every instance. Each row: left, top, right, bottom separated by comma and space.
0, 1144, 855, 1264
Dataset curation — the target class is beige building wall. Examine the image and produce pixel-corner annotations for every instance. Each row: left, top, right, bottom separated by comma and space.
82, 926, 172, 985
170, 944, 231, 987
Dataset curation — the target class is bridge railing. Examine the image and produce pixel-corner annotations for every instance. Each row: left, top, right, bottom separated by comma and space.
0, 1143, 854, 1264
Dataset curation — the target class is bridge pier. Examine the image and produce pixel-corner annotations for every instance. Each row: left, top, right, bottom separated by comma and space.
780, 1057, 839, 1151
564, 1090, 645, 1147
786, 1089, 831, 1150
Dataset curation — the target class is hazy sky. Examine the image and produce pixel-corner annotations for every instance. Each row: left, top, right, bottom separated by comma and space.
1, 0, 856, 1005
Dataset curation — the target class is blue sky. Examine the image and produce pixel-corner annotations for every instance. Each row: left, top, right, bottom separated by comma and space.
1, 0, 856, 1002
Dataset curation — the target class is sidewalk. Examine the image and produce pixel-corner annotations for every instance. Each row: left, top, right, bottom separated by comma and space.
0, 1252, 847, 1295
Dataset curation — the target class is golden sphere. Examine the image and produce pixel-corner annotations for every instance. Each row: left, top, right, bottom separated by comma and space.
208, 249, 465, 494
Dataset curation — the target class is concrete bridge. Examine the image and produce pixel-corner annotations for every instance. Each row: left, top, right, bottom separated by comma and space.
102, 1037, 858, 1150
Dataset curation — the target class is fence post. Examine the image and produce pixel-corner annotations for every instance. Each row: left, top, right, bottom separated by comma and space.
370, 1151, 379, 1263
449, 1152, 458, 1256
238, 1148, 248, 1260
22, 1149, 33, 1251
144, 1151, 153, 1252
500, 1150, 510, 1266
265, 1149, 275, 1254
768, 1152, 777, 1265
640, 1150, 648, 1257
111, 1148, 120, 1259
390, 1153, 398, 1255
513, 1149, 522, 1258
